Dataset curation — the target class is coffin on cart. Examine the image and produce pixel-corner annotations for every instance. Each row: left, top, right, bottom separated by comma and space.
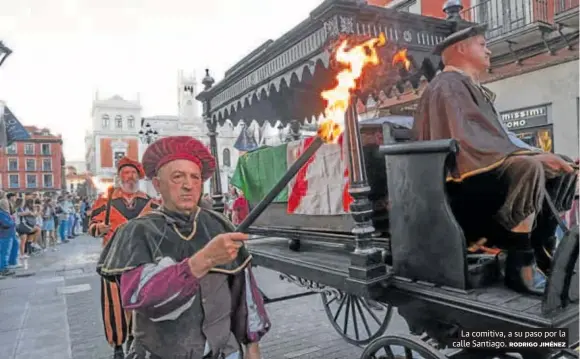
230, 116, 414, 236
196, 0, 452, 175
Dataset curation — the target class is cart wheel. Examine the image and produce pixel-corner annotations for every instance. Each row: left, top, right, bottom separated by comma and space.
518, 351, 559, 359
321, 291, 393, 346
552, 348, 580, 359
543, 226, 579, 313
519, 348, 579, 359
360, 334, 448, 359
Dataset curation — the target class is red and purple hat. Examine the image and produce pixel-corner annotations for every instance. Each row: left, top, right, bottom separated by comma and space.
142, 136, 216, 181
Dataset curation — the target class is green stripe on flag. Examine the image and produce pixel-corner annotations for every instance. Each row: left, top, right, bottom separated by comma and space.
230, 144, 289, 206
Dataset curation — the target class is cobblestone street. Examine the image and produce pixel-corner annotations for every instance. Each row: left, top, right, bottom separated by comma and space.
0, 235, 408, 359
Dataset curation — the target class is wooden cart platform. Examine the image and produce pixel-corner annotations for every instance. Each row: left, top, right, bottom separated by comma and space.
248, 237, 579, 344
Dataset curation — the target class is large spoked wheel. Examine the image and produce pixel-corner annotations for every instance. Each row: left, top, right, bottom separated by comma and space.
360, 334, 448, 359
543, 226, 579, 313
321, 290, 393, 346
518, 348, 578, 359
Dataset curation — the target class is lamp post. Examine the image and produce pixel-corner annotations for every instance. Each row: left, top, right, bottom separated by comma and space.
138, 121, 159, 145
0, 41, 13, 68
193, 69, 225, 212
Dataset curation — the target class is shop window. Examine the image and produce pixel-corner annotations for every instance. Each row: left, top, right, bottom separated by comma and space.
515, 125, 554, 153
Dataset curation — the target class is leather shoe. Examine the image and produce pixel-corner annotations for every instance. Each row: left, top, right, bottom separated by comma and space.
504, 249, 546, 295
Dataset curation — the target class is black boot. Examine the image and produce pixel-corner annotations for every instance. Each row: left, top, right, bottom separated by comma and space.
113, 345, 124, 359
504, 249, 546, 295
533, 235, 556, 274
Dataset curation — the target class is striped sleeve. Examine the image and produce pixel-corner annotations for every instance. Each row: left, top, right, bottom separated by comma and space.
88, 197, 107, 237
119, 257, 200, 322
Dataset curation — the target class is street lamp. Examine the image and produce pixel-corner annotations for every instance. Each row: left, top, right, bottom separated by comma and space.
138, 122, 159, 145
0, 41, 12, 68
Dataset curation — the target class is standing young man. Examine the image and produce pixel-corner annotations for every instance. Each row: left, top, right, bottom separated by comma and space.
89, 157, 159, 359
97, 136, 270, 359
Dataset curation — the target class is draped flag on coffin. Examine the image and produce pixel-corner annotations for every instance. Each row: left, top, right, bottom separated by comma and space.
230, 145, 290, 206
230, 136, 353, 215
286, 136, 353, 215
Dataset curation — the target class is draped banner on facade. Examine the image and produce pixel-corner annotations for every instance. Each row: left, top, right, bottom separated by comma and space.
0, 102, 30, 148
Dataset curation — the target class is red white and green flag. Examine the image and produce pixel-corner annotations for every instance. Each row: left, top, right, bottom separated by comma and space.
230, 136, 353, 215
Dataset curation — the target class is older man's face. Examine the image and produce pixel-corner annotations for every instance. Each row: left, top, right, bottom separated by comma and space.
153, 159, 202, 214
119, 166, 139, 193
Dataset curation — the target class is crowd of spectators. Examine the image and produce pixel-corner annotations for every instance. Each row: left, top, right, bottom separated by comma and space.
0, 191, 91, 276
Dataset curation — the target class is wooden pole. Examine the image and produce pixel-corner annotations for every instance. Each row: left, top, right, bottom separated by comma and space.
104, 186, 114, 226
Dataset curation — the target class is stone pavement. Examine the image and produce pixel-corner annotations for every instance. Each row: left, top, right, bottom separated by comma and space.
0, 235, 409, 359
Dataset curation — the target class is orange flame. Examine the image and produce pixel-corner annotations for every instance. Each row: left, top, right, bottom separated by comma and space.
318, 33, 387, 143
91, 177, 114, 198
392, 49, 411, 71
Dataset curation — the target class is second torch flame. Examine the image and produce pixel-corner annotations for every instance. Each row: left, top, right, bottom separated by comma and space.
91, 176, 114, 198
317, 32, 387, 144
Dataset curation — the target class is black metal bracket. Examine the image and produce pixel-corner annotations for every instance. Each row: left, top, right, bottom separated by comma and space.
541, 31, 556, 55
506, 40, 522, 65
261, 290, 318, 304
259, 273, 345, 304
556, 23, 573, 50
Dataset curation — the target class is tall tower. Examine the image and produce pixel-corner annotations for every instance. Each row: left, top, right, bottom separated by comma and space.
178, 70, 198, 123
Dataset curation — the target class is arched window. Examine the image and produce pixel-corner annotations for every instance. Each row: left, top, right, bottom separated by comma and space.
101, 114, 110, 128
223, 148, 231, 167
115, 115, 123, 128
127, 115, 135, 128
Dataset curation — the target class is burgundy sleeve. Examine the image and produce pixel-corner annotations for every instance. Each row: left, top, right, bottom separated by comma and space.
120, 258, 200, 321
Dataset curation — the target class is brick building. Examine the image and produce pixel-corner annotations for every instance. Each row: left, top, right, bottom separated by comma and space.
0, 126, 65, 194
84, 94, 142, 193
364, 0, 579, 159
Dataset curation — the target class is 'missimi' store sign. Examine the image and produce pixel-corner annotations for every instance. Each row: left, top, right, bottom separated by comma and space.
500, 105, 548, 129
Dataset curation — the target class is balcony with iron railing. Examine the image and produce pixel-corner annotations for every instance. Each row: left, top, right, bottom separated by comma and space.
554, 0, 579, 27
462, 0, 554, 48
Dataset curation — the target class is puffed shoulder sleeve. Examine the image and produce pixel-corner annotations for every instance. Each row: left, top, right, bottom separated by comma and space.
96, 216, 159, 281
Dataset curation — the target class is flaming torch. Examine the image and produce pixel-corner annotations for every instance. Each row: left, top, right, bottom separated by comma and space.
91, 177, 115, 226
236, 33, 387, 233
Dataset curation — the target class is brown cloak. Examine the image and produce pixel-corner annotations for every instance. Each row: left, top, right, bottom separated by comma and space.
412, 71, 534, 182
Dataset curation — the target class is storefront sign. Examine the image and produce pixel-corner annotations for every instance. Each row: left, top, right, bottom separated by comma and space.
500, 105, 548, 129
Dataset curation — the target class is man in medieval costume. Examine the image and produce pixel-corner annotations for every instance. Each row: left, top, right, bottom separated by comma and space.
89, 157, 159, 359
96, 136, 270, 359
413, 24, 577, 295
